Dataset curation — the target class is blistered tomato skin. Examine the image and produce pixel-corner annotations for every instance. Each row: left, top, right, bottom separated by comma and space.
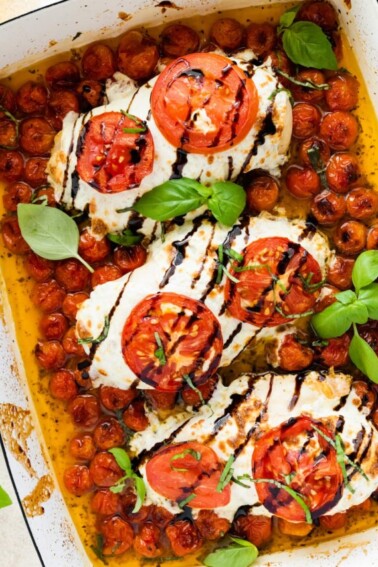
298, 1, 338, 32
39, 312, 69, 340
326, 152, 360, 194
298, 137, 331, 168
0, 150, 24, 181
24, 157, 49, 187
100, 516, 134, 556
16, 81, 48, 115
117, 31, 159, 81
311, 191, 346, 225
49, 369, 78, 400
99, 386, 137, 411
327, 256, 355, 290
233, 514, 272, 548
93, 417, 125, 450
286, 165, 321, 199
31, 280, 66, 313
35, 340, 67, 370
325, 73, 359, 112
92, 264, 122, 287
64, 464, 94, 496
246, 23, 276, 57
320, 112, 359, 151
210, 18, 244, 51
45, 61, 80, 89
24, 252, 55, 282
161, 24, 200, 57
292, 103, 321, 139
89, 452, 123, 487
91, 489, 121, 516
195, 510, 231, 541
55, 258, 90, 292
276, 334, 314, 372
3, 181, 32, 212
62, 292, 89, 321
113, 245, 147, 274
334, 220, 367, 255
82, 43, 116, 81
346, 188, 378, 220
246, 175, 279, 213
48, 90, 80, 130
68, 395, 101, 429
166, 520, 203, 557
133, 523, 163, 558
292, 70, 327, 104
70, 434, 97, 461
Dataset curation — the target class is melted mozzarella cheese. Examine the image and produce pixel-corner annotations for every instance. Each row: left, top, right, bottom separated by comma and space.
76, 213, 330, 390
47, 50, 292, 236
136, 370, 378, 521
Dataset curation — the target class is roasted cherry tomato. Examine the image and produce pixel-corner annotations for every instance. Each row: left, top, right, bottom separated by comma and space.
133, 522, 163, 558
49, 369, 78, 400
19, 117, 56, 156
334, 220, 367, 255
91, 489, 121, 516
45, 61, 80, 89
35, 340, 66, 370
0, 150, 24, 181
233, 514, 272, 548
297, 1, 338, 31
63, 464, 94, 496
195, 510, 231, 541
325, 73, 359, 112
24, 157, 49, 187
291, 70, 327, 104
246, 23, 276, 57
252, 416, 344, 522
90, 452, 123, 487
311, 190, 346, 225
62, 292, 89, 321
320, 111, 359, 151
31, 280, 66, 313
70, 434, 96, 461
3, 181, 32, 211
298, 137, 330, 167
245, 174, 279, 213
151, 52, 259, 154
161, 24, 200, 58
276, 333, 314, 372
82, 43, 116, 81
24, 252, 54, 282
99, 385, 137, 411
166, 520, 203, 557
292, 103, 321, 139
99, 516, 134, 556
93, 417, 125, 450
225, 237, 322, 327
76, 111, 154, 193
48, 89, 80, 130
0, 119, 18, 149
39, 312, 68, 340
16, 81, 48, 115
68, 394, 100, 429
0, 84, 16, 119
346, 188, 378, 220
117, 30, 159, 81
122, 292, 223, 391
285, 165, 321, 199
146, 441, 231, 508
210, 18, 244, 51
326, 152, 360, 194
326, 256, 354, 290
114, 244, 147, 274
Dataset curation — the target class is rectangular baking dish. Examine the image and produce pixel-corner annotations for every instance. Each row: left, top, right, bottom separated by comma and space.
0, 1, 377, 565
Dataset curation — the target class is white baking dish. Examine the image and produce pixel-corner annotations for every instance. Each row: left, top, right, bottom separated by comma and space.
0, 1, 378, 565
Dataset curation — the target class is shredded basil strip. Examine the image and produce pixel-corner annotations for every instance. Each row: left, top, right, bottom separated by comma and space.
170, 449, 201, 472
275, 68, 330, 90
224, 248, 244, 263
216, 456, 235, 493
108, 448, 146, 512
121, 110, 147, 134
178, 493, 196, 508
90, 534, 109, 565
183, 374, 205, 406
78, 316, 110, 345
154, 332, 167, 366
216, 245, 240, 284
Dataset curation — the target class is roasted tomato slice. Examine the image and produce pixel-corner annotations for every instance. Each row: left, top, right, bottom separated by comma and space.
224, 237, 322, 327
151, 52, 259, 154
252, 417, 344, 522
122, 292, 223, 392
76, 111, 154, 193
146, 441, 231, 508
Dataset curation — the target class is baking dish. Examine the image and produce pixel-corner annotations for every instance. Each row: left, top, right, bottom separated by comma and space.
0, 0, 378, 565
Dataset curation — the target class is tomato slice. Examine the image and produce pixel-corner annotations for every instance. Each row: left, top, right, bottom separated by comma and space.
122, 292, 223, 392
252, 417, 344, 522
224, 237, 323, 327
146, 441, 231, 508
76, 111, 154, 193
151, 53, 259, 154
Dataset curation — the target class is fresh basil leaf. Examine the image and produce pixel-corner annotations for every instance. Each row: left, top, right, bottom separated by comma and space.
352, 250, 378, 292
154, 332, 166, 366
275, 69, 329, 90
358, 284, 378, 320
0, 485, 12, 509
347, 301, 369, 325
178, 493, 196, 508
311, 302, 354, 338
279, 4, 301, 31
108, 448, 132, 475
132, 475, 146, 513
17, 204, 94, 273
216, 456, 235, 492
350, 325, 378, 383
183, 374, 205, 406
282, 22, 338, 70
133, 178, 206, 221
78, 316, 110, 345
107, 229, 142, 246
203, 539, 258, 567
336, 290, 357, 305
207, 182, 246, 226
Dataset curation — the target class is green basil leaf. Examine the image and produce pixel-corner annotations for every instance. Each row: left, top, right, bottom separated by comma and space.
203, 540, 258, 567
107, 229, 142, 246
352, 250, 378, 292
335, 290, 357, 305
347, 301, 369, 325
282, 22, 338, 70
207, 182, 246, 226
108, 448, 132, 475
358, 283, 378, 320
17, 204, 94, 273
311, 302, 354, 338
350, 325, 378, 383
0, 485, 12, 509
216, 456, 235, 493
132, 475, 146, 513
278, 4, 301, 31
133, 178, 206, 221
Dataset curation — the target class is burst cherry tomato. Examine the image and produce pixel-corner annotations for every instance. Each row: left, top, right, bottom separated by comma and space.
252, 416, 344, 522
210, 18, 244, 51
320, 111, 359, 151
161, 24, 200, 58
151, 52, 259, 154
82, 43, 116, 81
99, 516, 134, 556
76, 111, 154, 193
246, 23, 276, 57
225, 237, 322, 327
146, 441, 231, 508
122, 292, 223, 391
325, 73, 359, 112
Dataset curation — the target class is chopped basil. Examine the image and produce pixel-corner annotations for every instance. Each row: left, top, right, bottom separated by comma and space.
178, 493, 196, 508
224, 248, 244, 263
108, 447, 146, 513
299, 272, 326, 293
120, 110, 148, 134
170, 448, 201, 472
154, 332, 167, 366
183, 374, 205, 406
307, 146, 328, 188
0, 485, 12, 509
216, 455, 235, 493
275, 68, 330, 90
90, 534, 109, 565
107, 229, 143, 246
78, 316, 110, 345
216, 244, 240, 285
268, 87, 294, 106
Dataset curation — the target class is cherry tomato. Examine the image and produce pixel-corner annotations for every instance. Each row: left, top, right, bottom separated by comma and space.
298, 137, 331, 168
0, 150, 24, 181
0, 119, 18, 148
76, 79, 104, 110
31, 280, 66, 312
113, 245, 147, 274
161, 24, 200, 57
195, 510, 230, 541
35, 340, 66, 370
122, 399, 149, 432
62, 292, 89, 321
319, 512, 347, 531
320, 112, 359, 151
225, 237, 322, 327
326, 152, 360, 194
99, 386, 137, 411
252, 416, 344, 522
367, 225, 378, 250
134, 522, 163, 558
89, 452, 123, 487
76, 111, 154, 193
277, 334, 314, 372
3, 181, 32, 211
55, 258, 90, 292
24, 157, 49, 187
210, 18, 244, 51
311, 190, 346, 225
233, 514, 272, 548
82, 43, 116, 81
20, 117, 56, 155
277, 518, 313, 537
39, 312, 68, 340
64, 464, 94, 496
326, 256, 354, 290
117, 30, 159, 81
325, 73, 359, 112
67, 394, 100, 429
151, 52, 259, 154
144, 390, 177, 411
292, 70, 327, 104
91, 264, 122, 286
292, 103, 321, 139
49, 369, 78, 400
285, 166, 321, 199
346, 188, 378, 220
166, 520, 203, 557
150, 506, 174, 529
122, 292, 223, 392
246, 23, 276, 57
334, 220, 367, 255
48, 90, 80, 130
298, 1, 338, 31
33, 185, 57, 207
69, 434, 96, 461
1, 215, 29, 254
318, 335, 350, 368
0, 84, 16, 119
62, 326, 86, 357
16, 81, 48, 114
24, 252, 54, 282
45, 61, 80, 89
93, 417, 125, 450
245, 174, 279, 213
100, 516, 134, 556
91, 489, 121, 516
146, 441, 231, 508
266, 50, 294, 87
181, 375, 218, 407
